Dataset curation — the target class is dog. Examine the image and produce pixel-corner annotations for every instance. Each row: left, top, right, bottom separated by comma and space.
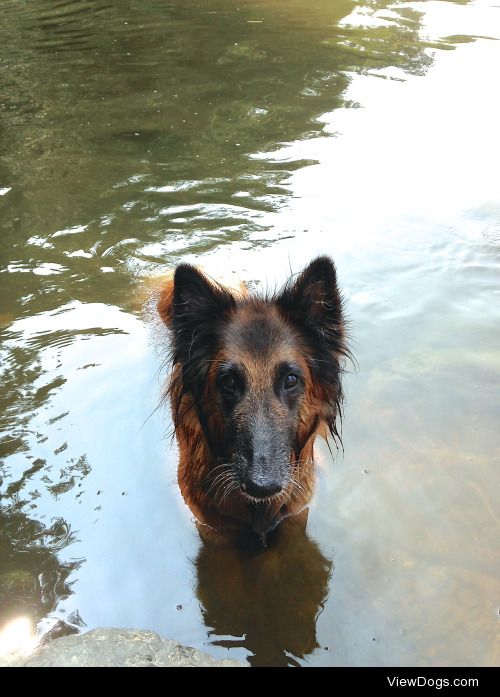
157, 256, 348, 544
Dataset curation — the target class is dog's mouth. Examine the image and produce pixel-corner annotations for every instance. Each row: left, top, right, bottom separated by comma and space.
239, 488, 280, 504
251, 498, 289, 540
239, 480, 284, 503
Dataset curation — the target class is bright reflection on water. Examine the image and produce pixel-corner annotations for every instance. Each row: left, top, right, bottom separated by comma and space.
0, 0, 499, 666
0, 617, 36, 659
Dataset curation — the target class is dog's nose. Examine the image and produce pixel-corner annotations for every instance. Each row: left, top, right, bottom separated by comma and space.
243, 479, 282, 499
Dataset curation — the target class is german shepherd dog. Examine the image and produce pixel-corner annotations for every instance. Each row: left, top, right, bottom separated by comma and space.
158, 256, 348, 544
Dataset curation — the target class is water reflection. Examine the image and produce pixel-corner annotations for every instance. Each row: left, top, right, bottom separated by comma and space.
0, 0, 499, 668
0, 0, 433, 311
0, 507, 83, 637
0, 1, 434, 651
196, 512, 332, 667
0, 300, 145, 644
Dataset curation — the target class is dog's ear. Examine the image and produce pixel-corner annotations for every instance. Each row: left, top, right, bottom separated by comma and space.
277, 256, 348, 444
171, 264, 235, 366
276, 256, 345, 355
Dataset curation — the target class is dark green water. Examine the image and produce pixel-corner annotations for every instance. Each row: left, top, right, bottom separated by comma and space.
1, 0, 499, 666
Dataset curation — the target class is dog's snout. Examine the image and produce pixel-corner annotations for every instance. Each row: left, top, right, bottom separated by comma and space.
240, 430, 284, 498
243, 477, 282, 499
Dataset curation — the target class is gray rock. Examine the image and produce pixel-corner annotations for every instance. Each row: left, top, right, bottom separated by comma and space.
1, 627, 245, 667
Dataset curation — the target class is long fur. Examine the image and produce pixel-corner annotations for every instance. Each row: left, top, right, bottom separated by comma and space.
158, 257, 349, 544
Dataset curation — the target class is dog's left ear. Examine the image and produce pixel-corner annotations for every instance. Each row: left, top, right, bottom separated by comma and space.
276, 256, 345, 356
170, 264, 236, 368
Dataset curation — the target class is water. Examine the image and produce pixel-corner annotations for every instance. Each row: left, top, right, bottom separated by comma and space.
1, 0, 499, 667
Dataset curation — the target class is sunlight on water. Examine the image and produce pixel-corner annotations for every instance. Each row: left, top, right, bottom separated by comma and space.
0, 617, 37, 658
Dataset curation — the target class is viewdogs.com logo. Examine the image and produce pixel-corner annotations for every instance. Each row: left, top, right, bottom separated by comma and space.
387, 677, 479, 689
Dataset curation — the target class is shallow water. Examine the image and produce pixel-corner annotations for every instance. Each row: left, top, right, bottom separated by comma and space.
1, 0, 499, 667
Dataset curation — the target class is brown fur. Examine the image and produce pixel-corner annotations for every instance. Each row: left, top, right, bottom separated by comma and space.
158, 260, 347, 544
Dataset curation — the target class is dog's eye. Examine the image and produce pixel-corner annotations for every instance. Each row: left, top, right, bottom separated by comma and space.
220, 374, 236, 391
284, 373, 299, 390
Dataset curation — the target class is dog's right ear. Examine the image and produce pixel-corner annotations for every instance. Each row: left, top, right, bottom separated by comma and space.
169, 264, 235, 367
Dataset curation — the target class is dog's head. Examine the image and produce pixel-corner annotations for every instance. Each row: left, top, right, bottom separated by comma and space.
162, 256, 347, 501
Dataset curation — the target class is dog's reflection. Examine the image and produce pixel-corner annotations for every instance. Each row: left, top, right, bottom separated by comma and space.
195, 512, 332, 667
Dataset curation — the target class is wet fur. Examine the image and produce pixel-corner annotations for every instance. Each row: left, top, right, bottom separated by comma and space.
158, 257, 349, 544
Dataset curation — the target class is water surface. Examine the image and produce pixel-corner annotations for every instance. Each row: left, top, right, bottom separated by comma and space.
1, 0, 499, 666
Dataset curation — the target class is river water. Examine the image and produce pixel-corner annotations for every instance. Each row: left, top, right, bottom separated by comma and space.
0, 0, 499, 667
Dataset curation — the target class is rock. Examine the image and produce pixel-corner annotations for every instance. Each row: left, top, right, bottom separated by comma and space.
1, 627, 245, 667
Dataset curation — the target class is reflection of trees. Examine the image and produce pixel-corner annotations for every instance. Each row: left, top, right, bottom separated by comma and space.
0, 0, 433, 312
196, 513, 332, 667
0, 319, 92, 637
0, 508, 84, 636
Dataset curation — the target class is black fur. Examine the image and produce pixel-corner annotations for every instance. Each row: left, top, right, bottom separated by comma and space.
169, 264, 235, 436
